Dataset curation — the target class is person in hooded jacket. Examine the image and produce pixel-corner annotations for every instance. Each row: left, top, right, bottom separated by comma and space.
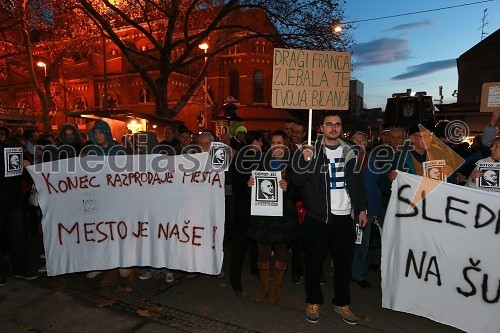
83, 120, 126, 156
83, 120, 127, 279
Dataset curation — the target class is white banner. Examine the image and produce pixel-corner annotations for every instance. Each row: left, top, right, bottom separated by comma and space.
382, 172, 500, 333
27, 154, 225, 276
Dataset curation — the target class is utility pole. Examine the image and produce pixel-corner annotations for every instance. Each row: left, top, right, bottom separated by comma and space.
480, 8, 489, 41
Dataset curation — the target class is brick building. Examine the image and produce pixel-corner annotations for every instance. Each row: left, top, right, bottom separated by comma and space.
0, 8, 295, 139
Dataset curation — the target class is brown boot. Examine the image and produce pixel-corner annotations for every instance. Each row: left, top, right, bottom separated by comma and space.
255, 262, 270, 302
270, 260, 287, 304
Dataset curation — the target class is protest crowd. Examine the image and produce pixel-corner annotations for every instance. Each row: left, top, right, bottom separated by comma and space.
0, 108, 498, 327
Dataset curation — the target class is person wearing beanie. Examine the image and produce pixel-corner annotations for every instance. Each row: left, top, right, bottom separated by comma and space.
230, 126, 247, 151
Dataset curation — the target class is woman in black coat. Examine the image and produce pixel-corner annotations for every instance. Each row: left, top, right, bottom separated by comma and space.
247, 130, 299, 304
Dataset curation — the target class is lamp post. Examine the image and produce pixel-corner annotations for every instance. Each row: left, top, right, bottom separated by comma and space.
37, 61, 47, 77
198, 43, 209, 109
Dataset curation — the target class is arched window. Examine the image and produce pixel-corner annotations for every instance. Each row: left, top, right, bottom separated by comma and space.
74, 96, 87, 110
229, 70, 239, 100
102, 93, 118, 109
253, 70, 264, 102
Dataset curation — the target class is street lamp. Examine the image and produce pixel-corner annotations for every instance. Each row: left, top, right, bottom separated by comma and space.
37, 61, 47, 77
198, 43, 209, 108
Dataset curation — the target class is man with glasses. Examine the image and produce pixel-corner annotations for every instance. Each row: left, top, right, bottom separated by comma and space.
293, 112, 367, 325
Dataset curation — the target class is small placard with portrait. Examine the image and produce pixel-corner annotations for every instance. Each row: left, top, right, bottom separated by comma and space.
4, 147, 23, 177
209, 142, 231, 171
477, 162, 500, 192
251, 170, 283, 216
423, 160, 447, 182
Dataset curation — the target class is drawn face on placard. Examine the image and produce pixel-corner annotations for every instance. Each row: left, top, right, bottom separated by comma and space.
256, 177, 277, 202
427, 167, 442, 181
8, 153, 21, 172
212, 148, 225, 165
10, 154, 20, 168
482, 170, 498, 186
260, 180, 274, 196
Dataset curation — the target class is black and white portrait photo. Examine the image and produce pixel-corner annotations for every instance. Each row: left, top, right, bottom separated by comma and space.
209, 142, 230, 171
211, 147, 226, 166
479, 169, 499, 188
256, 177, 277, 202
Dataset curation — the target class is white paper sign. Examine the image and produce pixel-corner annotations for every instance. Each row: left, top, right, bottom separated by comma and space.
250, 170, 283, 216
382, 172, 500, 333
27, 153, 225, 276
4, 147, 23, 177
209, 142, 231, 171
477, 162, 500, 192
423, 159, 447, 182
487, 85, 500, 107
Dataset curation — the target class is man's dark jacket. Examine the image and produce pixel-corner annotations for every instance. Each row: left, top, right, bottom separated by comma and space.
292, 136, 367, 224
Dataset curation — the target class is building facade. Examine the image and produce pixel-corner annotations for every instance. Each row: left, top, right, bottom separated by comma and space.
0, 8, 295, 139
437, 28, 500, 132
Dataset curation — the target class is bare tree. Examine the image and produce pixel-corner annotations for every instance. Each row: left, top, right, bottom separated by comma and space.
65, 0, 352, 118
0, 0, 97, 132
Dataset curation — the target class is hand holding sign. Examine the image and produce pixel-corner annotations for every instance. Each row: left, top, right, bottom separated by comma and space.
302, 145, 314, 161
247, 176, 255, 187
279, 179, 288, 192
470, 169, 483, 183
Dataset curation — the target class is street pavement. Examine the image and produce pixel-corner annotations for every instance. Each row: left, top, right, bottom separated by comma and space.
0, 236, 463, 333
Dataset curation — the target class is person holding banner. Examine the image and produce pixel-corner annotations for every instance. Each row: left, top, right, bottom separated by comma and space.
381, 125, 429, 188
84, 120, 128, 279
131, 131, 176, 284
292, 112, 367, 325
0, 136, 39, 285
229, 130, 262, 296
247, 130, 299, 304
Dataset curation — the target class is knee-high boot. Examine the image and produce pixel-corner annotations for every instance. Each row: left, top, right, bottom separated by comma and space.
270, 260, 287, 304
255, 262, 270, 302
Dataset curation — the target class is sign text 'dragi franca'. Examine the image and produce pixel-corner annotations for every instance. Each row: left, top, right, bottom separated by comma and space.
272, 48, 351, 110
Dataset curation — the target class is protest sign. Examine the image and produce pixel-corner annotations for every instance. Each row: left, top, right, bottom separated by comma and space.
251, 170, 282, 216
477, 162, 500, 191
382, 171, 500, 333
27, 153, 225, 276
480, 82, 500, 112
4, 147, 23, 177
272, 48, 351, 110
209, 142, 231, 171
423, 159, 447, 182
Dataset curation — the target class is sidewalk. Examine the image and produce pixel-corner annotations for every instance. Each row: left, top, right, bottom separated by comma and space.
0, 254, 463, 333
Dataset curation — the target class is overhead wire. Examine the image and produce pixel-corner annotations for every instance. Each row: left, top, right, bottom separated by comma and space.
342, 0, 494, 24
